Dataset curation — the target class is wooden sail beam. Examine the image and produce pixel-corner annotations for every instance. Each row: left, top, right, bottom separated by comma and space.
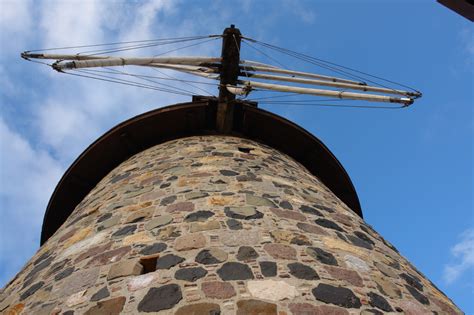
21, 27, 421, 107
49, 56, 221, 71
235, 80, 414, 105
241, 72, 420, 97
241, 64, 364, 85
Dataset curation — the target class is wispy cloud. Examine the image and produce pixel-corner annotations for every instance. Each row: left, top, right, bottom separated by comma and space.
443, 228, 474, 284
0, 117, 63, 286
0, 0, 259, 288
0, 0, 317, 288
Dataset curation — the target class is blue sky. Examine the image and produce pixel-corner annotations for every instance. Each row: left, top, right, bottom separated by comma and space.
0, 0, 472, 312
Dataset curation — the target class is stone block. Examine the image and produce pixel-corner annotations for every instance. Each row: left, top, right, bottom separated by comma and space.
107, 260, 143, 280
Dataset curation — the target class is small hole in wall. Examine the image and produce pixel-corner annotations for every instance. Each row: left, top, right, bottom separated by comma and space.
238, 147, 253, 154
140, 255, 159, 274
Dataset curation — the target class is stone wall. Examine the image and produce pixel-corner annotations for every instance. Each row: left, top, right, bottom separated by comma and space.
0, 135, 461, 314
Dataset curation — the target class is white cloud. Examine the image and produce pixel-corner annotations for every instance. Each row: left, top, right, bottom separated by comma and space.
39, 0, 107, 47
443, 229, 474, 284
0, 0, 32, 36
0, 117, 63, 285
284, 0, 316, 24
0, 0, 304, 288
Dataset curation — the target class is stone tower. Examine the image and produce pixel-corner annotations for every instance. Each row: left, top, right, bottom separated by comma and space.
0, 98, 462, 314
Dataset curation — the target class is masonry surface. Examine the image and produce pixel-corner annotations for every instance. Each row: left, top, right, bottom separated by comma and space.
1, 135, 461, 314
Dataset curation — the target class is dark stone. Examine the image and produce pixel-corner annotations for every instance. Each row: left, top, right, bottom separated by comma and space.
195, 249, 222, 265
336, 232, 348, 242
33, 251, 51, 265
175, 267, 208, 282
90, 286, 110, 301
112, 225, 136, 237
54, 266, 74, 281
138, 284, 182, 312
191, 162, 203, 167
400, 273, 423, 291
405, 285, 430, 305
67, 213, 89, 227
272, 181, 291, 189
217, 262, 254, 280
226, 219, 242, 230
299, 205, 323, 216
259, 261, 277, 277
236, 246, 259, 261
314, 204, 335, 213
307, 247, 338, 265
368, 292, 393, 312
389, 260, 401, 270
21, 276, 34, 290
224, 207, 263, 220
220, 170, 239, 176
279, 200, 293, 210
363, 309, 383, 315
213, 152, 233, 157
110, 172, 130, 183
382, 237, 399, 253
156, 254, 185, 269
140, 243, 167, 255
236, 172, 261, 182
47, 259, 69, 277
238, 147, 253, 153
26, 256, 54, 280
211, 179, 227, 184
160, 182, 171, 189
97, 213, 112, 223
262, 193, 278, 199
20, 281, 44, 301
184, 210, 215, 222
315, 218, 344, 232
312, 283, 361, 308
194, 249, 219, 265
353, 231, 374, 245
288, 262, 319, 280
347, 235, 373, 250
167, 175, 178, 181
359, 224, 373, 235
160, 195, 177, 206
290, 235, 311, 246
63, 311, 74, 315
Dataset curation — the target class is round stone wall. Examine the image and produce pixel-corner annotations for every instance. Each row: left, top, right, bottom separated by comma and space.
1, 136, 461, 314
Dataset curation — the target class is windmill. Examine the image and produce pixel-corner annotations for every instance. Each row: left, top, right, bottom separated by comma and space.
2, 26, 461, 315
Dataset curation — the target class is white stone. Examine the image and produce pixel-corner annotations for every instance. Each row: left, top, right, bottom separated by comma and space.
221, 230, 260, 247
344, 254, 370, 272
60, 231, 107, 258
247, 280, 298, 301
65, 290, 87, 307
127, 273, 157, 292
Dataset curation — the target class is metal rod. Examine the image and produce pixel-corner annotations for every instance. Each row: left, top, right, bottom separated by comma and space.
21, 52, 109, 61
147, 63, 217, 74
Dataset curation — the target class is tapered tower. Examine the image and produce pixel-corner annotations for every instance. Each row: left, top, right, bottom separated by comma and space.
1, 26, 462, 314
